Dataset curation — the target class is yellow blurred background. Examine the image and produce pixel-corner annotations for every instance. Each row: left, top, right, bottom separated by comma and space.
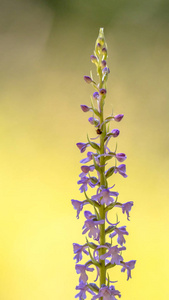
0, 0, 169, 299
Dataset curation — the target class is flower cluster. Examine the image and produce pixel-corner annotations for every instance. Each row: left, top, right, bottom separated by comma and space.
71, 28, 136, 300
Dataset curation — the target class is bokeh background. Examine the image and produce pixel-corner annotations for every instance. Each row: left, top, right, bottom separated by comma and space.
0, 0, 169, 299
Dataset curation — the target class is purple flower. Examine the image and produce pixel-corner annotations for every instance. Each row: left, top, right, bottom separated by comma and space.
77, 176, 98, 193
92, 186, 119, 205
92, 285, 121, 300
75, 264, 94, 283
80, 151, 94, 163
115, 153, 127, 162
100, 245, 126, 265
111, 129, 120, 137
109, 226, 129, 246
121, 201, 134, 220
76, 142, 89, 153
80, 105, 91, 112
121, 260, 136, 280
114, 114, 124, 122
82, 211, 104, 240
73, 243, 89, 263
75, 281, 95, 299
84, 76, 93, 84
99, 88, 107, 95
114, 164, 127, 178
93, 92, 99, 100
71, 200, 86, 219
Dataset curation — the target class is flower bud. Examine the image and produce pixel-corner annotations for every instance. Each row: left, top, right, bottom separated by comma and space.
76, 142, 88, 153
80, 105, 90, 112
96, 43, 102, 50
90, 55, 97, 63
116, 153, 127, 162
81, 166, 90, 173
99, 88, 107, 95
93, 92, 99, 100
101, 60, 106, 68
98, 37, 104, 45
88, 117, 99, 126
84, 76, 92, 84
111, 129, 120, 137
114, 114, 124, 122
102, 47, 107, 55
102, 67, 110, 74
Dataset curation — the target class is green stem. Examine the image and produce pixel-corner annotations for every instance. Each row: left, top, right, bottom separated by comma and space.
99, 84, 106, 289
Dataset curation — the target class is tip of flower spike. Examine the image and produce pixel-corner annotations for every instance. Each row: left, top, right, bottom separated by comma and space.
84, 76, 92, 84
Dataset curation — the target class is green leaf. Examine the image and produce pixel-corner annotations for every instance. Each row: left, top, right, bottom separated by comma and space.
107, 273, 110, 287
87, 134, 100, 151
105, 167, 115, 179
88, 247, 100, 267
87, 283, 99, 292
84, 190, 100, 208
85, 237, 98, 249
105, 225, 116, 234
92, 154, 102, 173
94, 206, 100, 220
106, 262, 116, 270
90, 176, 98, 184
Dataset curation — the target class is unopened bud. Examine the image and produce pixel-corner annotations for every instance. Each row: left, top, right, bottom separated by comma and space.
80, 105, 90, 112
114, 114, 124, 122
111, 129, 120, 137
99, 88, 107, 95
101, 60, 107, 68
102, 47, 107, 55
90, 55, 97, 63
84, 76, 92, 84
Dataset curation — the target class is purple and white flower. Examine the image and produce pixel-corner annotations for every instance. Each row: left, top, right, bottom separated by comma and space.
75, 281, 95, 299
92, 285, 121, 300
71, 200, 86, 219
77, 176, 98, 193
92, 186, 119, 205
114, 164, 128, 178
109, 226, 129, 246
100, 245, 126, 265
122, 201, 134, 220
82, 211, 104, 240
73, 243, 89, 263
121, 260, 136, 280
75, 264, 94, 283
